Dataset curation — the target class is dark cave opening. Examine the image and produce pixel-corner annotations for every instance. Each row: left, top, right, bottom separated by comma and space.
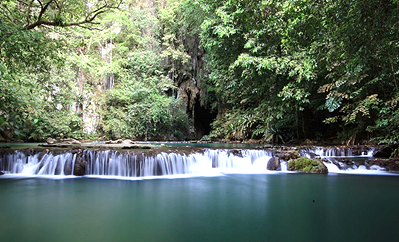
193, 99, 217, 137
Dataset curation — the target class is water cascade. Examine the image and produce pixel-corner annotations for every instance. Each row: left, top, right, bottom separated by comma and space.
0, 146, 394, 178
0, 150, 76, 176
300, 146, 385, 173
300, 146, 375, 158
0, 149, 276, 178
83, 149, 276, 177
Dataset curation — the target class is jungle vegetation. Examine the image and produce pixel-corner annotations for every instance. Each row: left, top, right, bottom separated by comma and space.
0, 0, 398, 144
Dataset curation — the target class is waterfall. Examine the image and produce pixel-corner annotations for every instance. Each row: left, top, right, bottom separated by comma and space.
0, 150, 76, 176
297, 146, 392, 174
84, 149, 274, 177
300, 146, 375, 158
299, 147, 386, 174
1, 146, 392, 178
0, 149, 274, 178
84, 150, 212, 177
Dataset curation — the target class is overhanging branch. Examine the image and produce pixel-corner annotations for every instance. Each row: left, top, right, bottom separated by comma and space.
23, 0, 122, 30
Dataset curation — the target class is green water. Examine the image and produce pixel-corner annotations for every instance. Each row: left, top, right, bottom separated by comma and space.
1, 174, 398, 242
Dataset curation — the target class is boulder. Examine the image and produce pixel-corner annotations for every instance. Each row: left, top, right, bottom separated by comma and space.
276, 150, 300, 161
73, 152, 86, 176
267, 157, 280, 170
122, 139, 135, 145
0, 171, 4, 175
303, 139, 316, 145
288, 157, 328, 174
46, 137, 58, 144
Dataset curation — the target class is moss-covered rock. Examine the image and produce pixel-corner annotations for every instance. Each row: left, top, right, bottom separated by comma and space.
288, 157, 328, 174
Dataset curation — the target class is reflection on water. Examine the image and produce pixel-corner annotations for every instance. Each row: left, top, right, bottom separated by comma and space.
1, 174, 399, 242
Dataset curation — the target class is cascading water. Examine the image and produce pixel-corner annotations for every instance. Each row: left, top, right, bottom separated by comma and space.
83, 150, 214, 177
300, 146, 385, 173
84, 149, 274, 178
0, 146, 394, 178
0, 150, 76, 176
300, 146, 375, 158
0, 149, 276, 179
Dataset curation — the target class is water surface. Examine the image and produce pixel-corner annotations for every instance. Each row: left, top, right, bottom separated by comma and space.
1, 174, 398, 242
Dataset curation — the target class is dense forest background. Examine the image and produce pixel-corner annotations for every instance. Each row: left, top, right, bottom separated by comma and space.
0, 0, 398, 144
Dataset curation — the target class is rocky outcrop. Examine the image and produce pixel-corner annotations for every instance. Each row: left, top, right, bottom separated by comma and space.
273, 148, 301, 161
169, 33, 216, 139
47, 138, 57, 144
374, 144, 399, 158
288, 157, 328, 174
267, 157, 280, 170
74, 150, 85, 176
368, 158, 399, 172
61, 139, 81, 145
105, 139, 135, 145
42, 138, 81, 147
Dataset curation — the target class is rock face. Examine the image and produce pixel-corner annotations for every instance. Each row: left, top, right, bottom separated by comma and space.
288, 157, 328, 174
374, 144, 399, 158
275, 150, 300, 161
122, 139, 135, 145
368, 158, 399, 171
267, 157, 280, 170
61, 139, 80, 145
73, 150, 86, 176
169, 34, 217, 139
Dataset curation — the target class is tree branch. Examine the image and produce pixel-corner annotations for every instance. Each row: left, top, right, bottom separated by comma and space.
37, 0, 54, 22
26, 0, 36, 26
24, 0, 122, 30
16, 0, 30, 6
27, 19, 103, 29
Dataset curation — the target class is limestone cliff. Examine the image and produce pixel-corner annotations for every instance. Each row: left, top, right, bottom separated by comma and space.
169, 33, 215, 139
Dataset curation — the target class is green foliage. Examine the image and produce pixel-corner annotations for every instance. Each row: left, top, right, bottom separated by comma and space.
198, 0, 399, 144
95, 1, 193, 140
101, 78, 190, 140
0, 0, 192, 141
1, 0, 398, 144
0, 17, 84, 141
198, 0, 319, 142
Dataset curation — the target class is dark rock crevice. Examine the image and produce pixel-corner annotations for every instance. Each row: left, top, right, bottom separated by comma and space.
167, 33, 216, 139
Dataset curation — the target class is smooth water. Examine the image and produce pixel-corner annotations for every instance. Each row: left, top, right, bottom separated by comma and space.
1, 174, 399, 242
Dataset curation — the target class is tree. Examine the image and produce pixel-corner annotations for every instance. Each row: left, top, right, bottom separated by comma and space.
0, 0, 121, 30
0, 0, 121, 140
197, 0, 399, 144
